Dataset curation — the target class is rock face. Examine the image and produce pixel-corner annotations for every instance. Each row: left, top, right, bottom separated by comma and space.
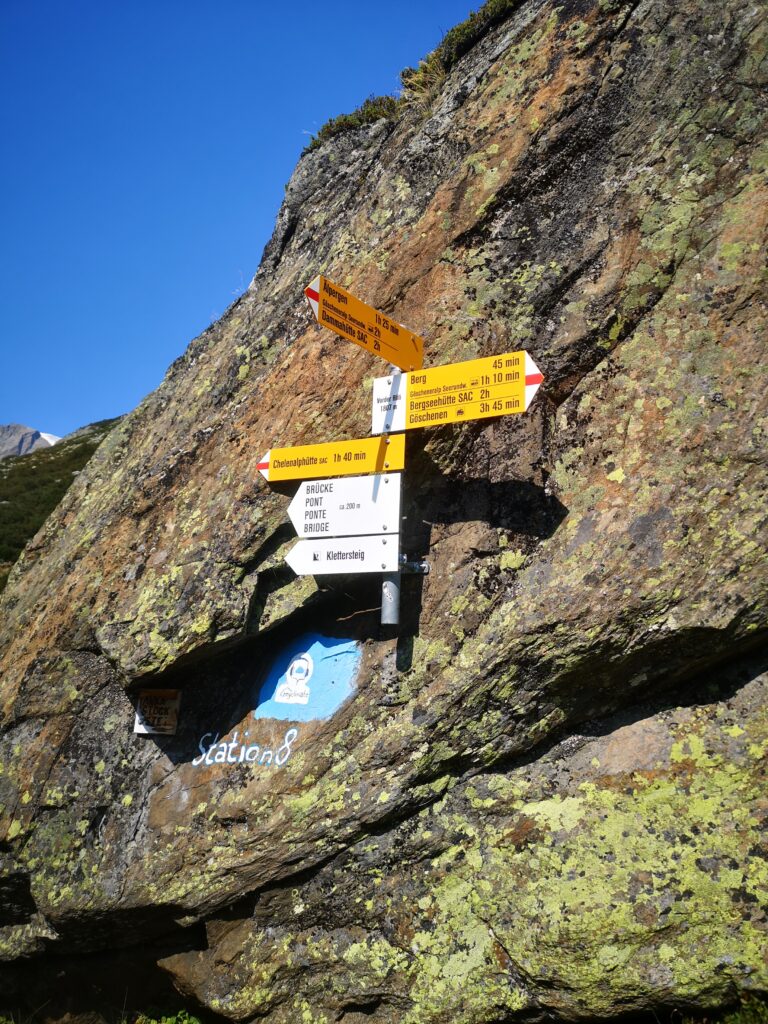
1, 0, 766, 1018
0, 425, 60, 460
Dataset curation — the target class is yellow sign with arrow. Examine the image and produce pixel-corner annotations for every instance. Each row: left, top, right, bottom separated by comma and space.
305, 275, 424, 372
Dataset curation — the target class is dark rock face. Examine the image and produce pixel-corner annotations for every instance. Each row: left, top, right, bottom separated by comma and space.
0, 0, 766, 1017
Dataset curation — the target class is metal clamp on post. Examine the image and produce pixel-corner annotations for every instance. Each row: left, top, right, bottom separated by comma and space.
399, 554, 430, 575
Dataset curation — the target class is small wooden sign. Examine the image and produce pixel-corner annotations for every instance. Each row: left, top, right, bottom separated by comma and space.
134, 689, 181, 735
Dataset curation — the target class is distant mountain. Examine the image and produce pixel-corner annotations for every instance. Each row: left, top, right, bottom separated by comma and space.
0, 423, 61, 459
0, 417, 120, 591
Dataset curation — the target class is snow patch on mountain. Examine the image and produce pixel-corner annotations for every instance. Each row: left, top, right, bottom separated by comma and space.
0, 424, 61, 459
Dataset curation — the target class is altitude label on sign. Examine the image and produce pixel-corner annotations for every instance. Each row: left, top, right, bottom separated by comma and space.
371, 351, 544, 434
305, 275, 424, 372
288, 473, 402, 538
259, 434, 405, 483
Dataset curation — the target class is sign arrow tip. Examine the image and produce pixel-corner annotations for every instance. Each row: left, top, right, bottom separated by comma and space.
304, 276, 320, 320
524, 353, 544, 409
284, 540, 303, 576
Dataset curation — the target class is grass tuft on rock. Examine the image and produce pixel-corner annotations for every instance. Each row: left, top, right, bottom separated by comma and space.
400, 0, 520, 106
438, 0, 521, 67
305, 0, 521, 150
303, 95, 402, 153
400, 51, 447, 115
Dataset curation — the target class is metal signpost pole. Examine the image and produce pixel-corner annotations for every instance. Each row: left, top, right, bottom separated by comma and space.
380, 364, 401, 628
265, 282, 543, 632
381, 572, 400, 626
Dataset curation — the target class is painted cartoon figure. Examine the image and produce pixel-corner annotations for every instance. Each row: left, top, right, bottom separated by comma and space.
254, 633, 361, 723
274, 653, 313, 705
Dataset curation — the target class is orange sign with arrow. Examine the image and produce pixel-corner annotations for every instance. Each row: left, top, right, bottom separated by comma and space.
371, 351, 544, 433
258, 434, 405, 483
305, 275, 424, 372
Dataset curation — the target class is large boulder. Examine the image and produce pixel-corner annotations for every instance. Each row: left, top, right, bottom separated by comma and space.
1, 0, 766, 1016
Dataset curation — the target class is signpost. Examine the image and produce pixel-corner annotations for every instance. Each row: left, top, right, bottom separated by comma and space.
285, 534, 399, 575
371, 351, 544, 434
259, 277, 547, 628
258, 434, 405, 483
288, 473, 401, 538
305, 275, 424, 371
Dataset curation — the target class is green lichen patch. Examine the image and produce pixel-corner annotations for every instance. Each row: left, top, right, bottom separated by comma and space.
163, 674, 768, 1020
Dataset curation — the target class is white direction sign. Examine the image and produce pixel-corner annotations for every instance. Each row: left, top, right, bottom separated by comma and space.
285, 534, 400, 576
288, 473, 401, 539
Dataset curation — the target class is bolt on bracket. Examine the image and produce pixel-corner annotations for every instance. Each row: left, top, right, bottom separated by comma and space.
399, 555, 430, 575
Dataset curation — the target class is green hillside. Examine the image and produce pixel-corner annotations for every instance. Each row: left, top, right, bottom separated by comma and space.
0, 418, 120, 592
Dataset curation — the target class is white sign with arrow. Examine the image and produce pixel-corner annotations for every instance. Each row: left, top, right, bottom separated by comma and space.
285, 534, 400, 576
288, 473, 402, 539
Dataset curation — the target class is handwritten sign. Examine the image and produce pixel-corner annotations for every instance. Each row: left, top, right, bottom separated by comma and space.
305, 275, 424, 371
192, 728, 298, 768
134, 689, 181, 735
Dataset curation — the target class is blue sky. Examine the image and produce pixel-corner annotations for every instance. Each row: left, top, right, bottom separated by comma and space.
0, 1, 474, 437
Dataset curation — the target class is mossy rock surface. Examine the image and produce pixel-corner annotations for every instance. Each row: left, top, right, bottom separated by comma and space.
0, 0, 766, 1017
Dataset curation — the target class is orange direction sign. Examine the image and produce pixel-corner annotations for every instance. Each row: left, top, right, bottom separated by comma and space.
258, 434, 405, 483
305, 275, 424, 371
371, 351, 544, 434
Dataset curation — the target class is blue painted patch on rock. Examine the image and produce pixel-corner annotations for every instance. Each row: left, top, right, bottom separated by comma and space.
253, 633, 361, 722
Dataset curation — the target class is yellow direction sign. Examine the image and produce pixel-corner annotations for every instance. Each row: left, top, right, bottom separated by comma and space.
371, 351, 544, 433
305, 275, 424, 372
258, 434, 405, 483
